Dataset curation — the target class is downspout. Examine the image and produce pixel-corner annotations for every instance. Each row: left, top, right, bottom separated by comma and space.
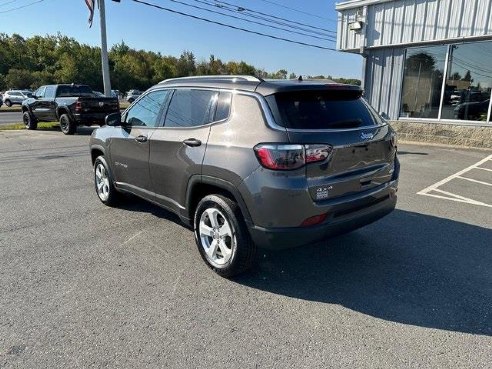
360, 6, 368, 91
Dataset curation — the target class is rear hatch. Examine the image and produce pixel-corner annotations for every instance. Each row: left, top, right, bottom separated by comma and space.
266, 87, 397, 202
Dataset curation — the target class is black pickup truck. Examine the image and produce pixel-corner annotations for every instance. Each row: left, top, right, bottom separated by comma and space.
22, 84, 119, 134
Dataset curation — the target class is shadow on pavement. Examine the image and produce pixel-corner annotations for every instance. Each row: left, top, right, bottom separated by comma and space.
397, 151, 428, 155
117, 196, 186, 228
112, 196, 491, 336
235, 209, 492, 336
75, 126, 98, 136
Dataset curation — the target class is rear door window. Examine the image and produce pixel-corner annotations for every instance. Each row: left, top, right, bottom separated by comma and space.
164, 89, 218, 128
267, 90, 383, 129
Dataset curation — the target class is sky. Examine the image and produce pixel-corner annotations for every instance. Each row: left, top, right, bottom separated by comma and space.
0, 0, 362, 78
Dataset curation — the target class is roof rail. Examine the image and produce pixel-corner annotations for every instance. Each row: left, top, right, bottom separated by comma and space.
159, 75, 263, 84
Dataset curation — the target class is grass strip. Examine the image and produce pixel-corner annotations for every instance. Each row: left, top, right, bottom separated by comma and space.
0, 122, 59, 131
0, 106, 22, 112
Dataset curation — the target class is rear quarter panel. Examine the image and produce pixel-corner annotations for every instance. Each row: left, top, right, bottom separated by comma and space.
202, 93, 289, 186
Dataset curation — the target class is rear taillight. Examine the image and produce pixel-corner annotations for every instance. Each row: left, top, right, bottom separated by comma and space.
75, 101, 82, 112
254, 144, 305, 170
254, 144, 332, 170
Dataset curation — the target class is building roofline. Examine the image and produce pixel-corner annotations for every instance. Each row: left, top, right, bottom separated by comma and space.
338, 34, 492, 53
336, 0, 393, 11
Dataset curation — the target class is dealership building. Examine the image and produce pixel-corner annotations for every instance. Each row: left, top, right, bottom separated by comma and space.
336, 0, 492, 147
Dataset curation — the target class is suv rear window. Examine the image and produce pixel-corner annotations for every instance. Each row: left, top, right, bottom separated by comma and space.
267, 90, 382, 129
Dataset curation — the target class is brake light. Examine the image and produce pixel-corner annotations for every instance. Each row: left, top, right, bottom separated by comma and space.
254, 144, 332, 170
254, 144, 304, 170
75, 101, 82, 112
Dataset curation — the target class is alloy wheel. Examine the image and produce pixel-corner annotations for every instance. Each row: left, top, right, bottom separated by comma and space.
199, 208, 235, 267
95, 163, 110, 201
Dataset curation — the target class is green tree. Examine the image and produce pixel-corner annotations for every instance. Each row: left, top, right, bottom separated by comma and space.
176, 51, 196, 77
406, 53, 436, 73
462, 70, 472, 82
451, 72, 462, 80
0, 33, 362, 94
5, 69, 35, 89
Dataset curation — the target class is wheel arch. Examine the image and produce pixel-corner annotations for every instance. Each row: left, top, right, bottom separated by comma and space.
90, 145, 106, 165
56, 107, 72, 120
185, 175, 253, 227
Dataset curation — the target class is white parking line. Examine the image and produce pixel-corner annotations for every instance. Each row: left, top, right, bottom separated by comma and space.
456, 176, 492, 187
417, 154, 492, 208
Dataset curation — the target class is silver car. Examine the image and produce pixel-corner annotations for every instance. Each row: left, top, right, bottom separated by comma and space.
125, 89, 142, 103
2, 90, 33, 107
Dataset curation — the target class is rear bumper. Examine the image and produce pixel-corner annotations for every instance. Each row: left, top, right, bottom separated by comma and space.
248, 180, 398, 250
74, 112, 116, 125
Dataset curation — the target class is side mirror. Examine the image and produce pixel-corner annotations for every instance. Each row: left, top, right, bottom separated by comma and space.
105, 112, 122, 126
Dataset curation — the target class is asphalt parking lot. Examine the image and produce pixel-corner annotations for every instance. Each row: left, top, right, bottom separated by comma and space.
0, 129, 491, 368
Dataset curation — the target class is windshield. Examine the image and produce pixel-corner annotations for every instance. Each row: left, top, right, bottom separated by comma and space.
267, 90, 383, 129
56, 85, 95, 97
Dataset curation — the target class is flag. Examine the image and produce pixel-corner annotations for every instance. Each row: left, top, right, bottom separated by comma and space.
85, 0, 95, 28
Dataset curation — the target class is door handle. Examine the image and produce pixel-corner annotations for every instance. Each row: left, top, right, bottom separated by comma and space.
183, 138, 202, 147
135, 135, 148, 143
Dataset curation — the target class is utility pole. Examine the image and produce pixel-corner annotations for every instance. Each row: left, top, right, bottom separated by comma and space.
99, 0, 112, 96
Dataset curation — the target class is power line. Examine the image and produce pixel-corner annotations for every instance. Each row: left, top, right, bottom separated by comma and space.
163, 0, 336, 42
206, 0, 337, 35
131, 0, 338, 51
198, 0, 336, 38
0, 0, 45, 13
256, 0, 337, 23
0, 0, 18, 8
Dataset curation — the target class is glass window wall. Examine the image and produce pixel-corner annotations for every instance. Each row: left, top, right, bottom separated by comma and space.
443, 42, 492, 122
400, 40, 492, 123
400, 46, 447, 119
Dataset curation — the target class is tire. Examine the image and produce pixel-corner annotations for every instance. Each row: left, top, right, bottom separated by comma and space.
23, 111, 37, 130
94, 155, 120, 206
59, 113, 76, 135
4, 100, 12, 107
194, 194, 256, 277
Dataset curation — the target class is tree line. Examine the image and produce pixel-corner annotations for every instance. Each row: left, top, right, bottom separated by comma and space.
0, 33, 360, 93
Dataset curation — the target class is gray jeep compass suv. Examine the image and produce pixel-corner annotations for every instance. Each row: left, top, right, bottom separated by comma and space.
90, 75, 399, 277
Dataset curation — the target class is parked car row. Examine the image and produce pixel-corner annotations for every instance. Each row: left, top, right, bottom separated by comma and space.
1, 88, 144, 108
